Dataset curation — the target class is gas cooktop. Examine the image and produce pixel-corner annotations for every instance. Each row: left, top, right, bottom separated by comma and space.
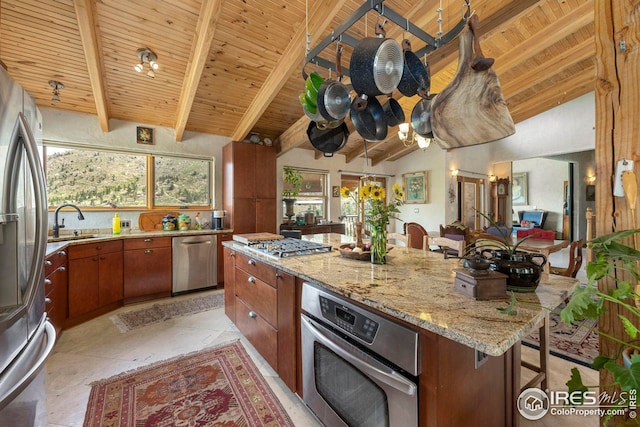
246, 238, 333, 258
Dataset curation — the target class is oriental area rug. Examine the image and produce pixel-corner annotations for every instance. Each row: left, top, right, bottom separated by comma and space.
110, 290, 224, 333
83, 340, 294, 427
522, 302, 599, 368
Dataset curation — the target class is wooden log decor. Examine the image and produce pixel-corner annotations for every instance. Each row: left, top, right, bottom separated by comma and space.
431, 21, 515, 149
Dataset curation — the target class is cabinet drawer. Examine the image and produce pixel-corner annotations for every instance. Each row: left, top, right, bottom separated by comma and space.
45, 249, 67, 275
235, 268, 277, 327
69, 240, 122, 260
123, 236, 172, 250
234, 252, 276, 285
235, 297, 277, 370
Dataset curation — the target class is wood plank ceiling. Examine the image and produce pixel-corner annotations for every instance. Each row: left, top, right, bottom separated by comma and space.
0, 0, 594, 165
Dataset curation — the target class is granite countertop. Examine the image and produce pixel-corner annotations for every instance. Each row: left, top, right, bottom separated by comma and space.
223, 233, 578, 357
46, 228, 232, 255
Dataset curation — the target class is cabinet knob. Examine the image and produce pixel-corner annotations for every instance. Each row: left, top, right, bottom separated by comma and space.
275, 273, 281, 279
96, 246, 102, 251
45, 260, 52, 266
144, 238, 153, 242
248, 259, 256, 266
59, 250, 66, 256
45, 297, 52, 305
248, 277, 255, 284
44, 279, 52, 286
99, 256, 106, 261
60, 266, 66, 272
144, 249, 153, 254
230, 252, 236, 257
248, 311, 257, 319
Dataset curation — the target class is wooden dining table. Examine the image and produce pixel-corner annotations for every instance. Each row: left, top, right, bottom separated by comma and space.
511, 237, 570, 273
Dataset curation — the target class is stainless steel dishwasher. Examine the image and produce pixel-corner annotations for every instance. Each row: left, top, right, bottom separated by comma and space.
172, 234, 217, 295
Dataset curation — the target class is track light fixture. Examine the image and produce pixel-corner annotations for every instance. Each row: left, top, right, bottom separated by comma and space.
48, 80, 64, 102
397, 123, 432, 149
134, 48, 159, 78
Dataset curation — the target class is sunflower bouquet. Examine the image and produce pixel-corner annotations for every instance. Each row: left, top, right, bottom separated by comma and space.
340, 182, 404, 264
360, 182, 404, 230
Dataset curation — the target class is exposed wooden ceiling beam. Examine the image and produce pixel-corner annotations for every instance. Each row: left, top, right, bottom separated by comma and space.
275, 114, 311, 155
174, 0, 223, 142
231, 0, 347, 142
73, 0, 109, 132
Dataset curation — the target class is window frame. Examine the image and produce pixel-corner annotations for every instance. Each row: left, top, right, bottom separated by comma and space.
43, 141, 213, 211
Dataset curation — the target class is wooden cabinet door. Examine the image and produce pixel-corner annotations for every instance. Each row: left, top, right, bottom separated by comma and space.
98, 251, 123, 306
276, 269, 296, 391
217, 233, 233, 286
45, 263, 68, 335
223, 247, 236, 322
68, 256, 100, 317
123, 246, 172, 301
256, 198, 277, 233
231, 142, 256, 198
255, 145, 276, 199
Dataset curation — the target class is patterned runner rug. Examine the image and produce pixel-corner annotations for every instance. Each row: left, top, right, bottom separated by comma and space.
522, 302, 599, 368
110, 290, 224, 332
83, 340, 294, 427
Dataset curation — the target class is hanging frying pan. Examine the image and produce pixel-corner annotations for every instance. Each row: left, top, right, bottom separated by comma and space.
349, 22, 404, 96
382, 96, 405, 127
350, 95, 388, 141
317, 45, 351, 122
397, 39, 431, 97
411, 94, 435, 138
306, 120, 350, 157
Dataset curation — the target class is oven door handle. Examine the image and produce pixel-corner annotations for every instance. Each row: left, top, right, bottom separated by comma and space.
304, 316, 417, 396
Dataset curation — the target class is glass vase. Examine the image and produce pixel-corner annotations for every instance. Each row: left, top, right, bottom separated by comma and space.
370, 226, 387, 265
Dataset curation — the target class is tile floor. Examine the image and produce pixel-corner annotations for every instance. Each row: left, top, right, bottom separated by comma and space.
46, 248, 598, 426
46, 290, 321, 427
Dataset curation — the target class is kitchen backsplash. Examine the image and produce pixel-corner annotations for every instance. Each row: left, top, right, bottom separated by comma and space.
47, 210, 214, 235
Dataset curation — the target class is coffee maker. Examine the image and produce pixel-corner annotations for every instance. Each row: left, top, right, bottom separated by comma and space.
213, 210, 226, 230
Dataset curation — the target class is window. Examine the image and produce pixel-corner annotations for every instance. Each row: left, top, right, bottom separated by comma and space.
153, 156, 211, 207
283, 169, 328, 220
44, 144, 212, 210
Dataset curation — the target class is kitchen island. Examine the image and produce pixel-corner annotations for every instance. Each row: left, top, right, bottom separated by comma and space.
223, 233, 578, 427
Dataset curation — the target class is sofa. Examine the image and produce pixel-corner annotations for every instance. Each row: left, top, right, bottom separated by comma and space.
511, 210, 548, 237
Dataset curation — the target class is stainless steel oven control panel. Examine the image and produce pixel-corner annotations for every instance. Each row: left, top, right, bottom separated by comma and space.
319, 295, 379, 343
302, 281, 420, 376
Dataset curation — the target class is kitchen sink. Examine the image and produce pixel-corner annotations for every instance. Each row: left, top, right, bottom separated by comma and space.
47, 234, 97, 243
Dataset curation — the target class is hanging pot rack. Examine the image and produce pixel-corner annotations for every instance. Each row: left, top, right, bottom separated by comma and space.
303, 0, 471, 78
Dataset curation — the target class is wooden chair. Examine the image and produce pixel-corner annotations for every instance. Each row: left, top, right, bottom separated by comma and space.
404, 222, 428, 250
428, 236, 466, 257
387, 232, 410, 253
549, 239, 584, 278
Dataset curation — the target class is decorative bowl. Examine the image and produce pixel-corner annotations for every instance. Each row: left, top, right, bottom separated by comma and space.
338, 243, 392, 261
339, 243, 372, 261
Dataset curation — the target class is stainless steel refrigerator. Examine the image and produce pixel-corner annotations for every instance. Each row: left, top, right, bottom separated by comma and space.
0, 66, 55, 426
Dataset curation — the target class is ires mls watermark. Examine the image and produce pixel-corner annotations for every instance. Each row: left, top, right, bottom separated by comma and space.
517, 387, 637, 420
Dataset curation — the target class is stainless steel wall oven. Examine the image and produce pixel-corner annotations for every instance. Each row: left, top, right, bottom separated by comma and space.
300, 282, 420, 427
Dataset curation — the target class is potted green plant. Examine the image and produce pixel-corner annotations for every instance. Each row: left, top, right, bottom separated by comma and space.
282, 166, 303, 222
561, 229, 640, 424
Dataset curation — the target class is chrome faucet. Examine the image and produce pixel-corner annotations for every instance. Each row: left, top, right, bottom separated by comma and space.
53, 204, 85, 238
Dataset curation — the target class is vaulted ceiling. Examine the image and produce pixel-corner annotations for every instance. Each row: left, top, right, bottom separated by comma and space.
0, 0, 594, 165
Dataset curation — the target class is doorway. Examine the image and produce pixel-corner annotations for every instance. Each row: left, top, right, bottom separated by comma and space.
457, 176, 484, 229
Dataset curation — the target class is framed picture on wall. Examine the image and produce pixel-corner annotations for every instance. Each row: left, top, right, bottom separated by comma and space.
403, 171, 427, 204
136, 126, 154, 145
512, 172, 528, 205
332, 186, 340, 197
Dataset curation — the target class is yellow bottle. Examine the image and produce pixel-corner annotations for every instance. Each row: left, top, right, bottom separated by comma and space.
112, 213, 121, 235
